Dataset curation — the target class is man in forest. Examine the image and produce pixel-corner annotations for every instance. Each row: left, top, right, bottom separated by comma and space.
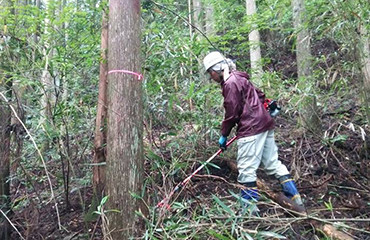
203, 51, 304, 212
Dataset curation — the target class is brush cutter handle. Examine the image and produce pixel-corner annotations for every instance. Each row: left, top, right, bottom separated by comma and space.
218, 135, 237, 153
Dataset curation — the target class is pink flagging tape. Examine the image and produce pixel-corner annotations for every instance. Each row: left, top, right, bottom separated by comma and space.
108, 70, 143, 80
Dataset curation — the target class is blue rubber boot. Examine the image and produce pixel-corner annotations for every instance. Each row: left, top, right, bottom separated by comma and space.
241, 187, 259, 202
279, 175, 303, 206
240, 182, 260, 215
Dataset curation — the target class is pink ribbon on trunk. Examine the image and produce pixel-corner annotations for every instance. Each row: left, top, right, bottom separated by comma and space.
108, 70, 143, 80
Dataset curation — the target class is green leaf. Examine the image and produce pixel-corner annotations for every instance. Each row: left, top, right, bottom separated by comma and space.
330, 134, 348, 143
84, 162, 106, 166
93, 211, 101, 215
186, 82, 195, 100
130, 192, 142, 199
206, 162, 221, 169
104, 209, 121, 214
208, 230, 231, 240
257, 231, 286, 239
241, 231, 254, 240
100, 196, 109, 206
212, 194, 234, 216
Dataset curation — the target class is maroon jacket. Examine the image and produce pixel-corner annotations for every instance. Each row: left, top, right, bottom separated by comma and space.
221, 71, 275, 138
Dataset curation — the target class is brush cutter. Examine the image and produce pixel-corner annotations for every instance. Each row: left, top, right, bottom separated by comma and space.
156, 136, 237, 210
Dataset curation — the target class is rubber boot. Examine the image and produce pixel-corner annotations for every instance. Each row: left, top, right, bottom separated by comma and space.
239, 182, 260, 215
279, 174, 303, 206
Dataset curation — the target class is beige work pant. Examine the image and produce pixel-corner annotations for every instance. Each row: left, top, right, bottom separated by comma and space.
236, 130, 289, 183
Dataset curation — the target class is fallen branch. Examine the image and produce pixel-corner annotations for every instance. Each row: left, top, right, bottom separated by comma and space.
322, 224, 354, 240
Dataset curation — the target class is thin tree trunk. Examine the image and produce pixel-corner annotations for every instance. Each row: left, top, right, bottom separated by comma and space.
59, 0, 71, 210
205, 4, 215, 36
93, 8, 108, 200
10, 86, 25, 180
0, 76, 12, 240
40, 0, 54, 151
292, 0, 321, 134
0, 1, 13, 237
192, 0, 204, 37
246, 0, 263, 84
106, 0, 144, 238
359, 25, 370, 123
188, 0, 193, 39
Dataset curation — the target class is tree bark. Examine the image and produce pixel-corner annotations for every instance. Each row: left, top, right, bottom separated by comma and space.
0, 76, 12, 240
0, 0, 12, 237
10, 85, 25, 180
192, 0, 204, 38
292, 0, 321, 134
40, 0, 54, 151
106, 0, 144, 239
246, 0, 263, 84
359, 25, 370, 123
205, 4, 215, 36
187, 0, 193, 38
93, 7, 108, 201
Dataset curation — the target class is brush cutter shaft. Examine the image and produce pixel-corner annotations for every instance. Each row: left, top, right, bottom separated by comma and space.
182, 151, 220, 185
156, 136, 237, 209
183, 136, 237, 185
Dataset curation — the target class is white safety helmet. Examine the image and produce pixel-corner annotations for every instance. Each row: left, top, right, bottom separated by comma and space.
203, 51, 226, 72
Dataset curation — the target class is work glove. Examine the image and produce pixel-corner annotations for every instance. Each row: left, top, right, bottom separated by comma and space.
218, 135, 227, 151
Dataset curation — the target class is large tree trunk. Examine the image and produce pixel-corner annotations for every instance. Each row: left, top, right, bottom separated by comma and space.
0, 76, 12, 240
105, 0, 144, 239
292, 0, 321, 134
246, 0, 263, 84
93, 8, 108, 201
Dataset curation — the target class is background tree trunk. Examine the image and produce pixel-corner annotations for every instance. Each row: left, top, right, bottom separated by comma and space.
93, 8, 108, 201
0, 0, 12, 237
192, 0, 204, 38
40, 0, 54, 151
0, 76, 12, 240
359, 25, 370, 123
246, 0, 263, 84
105, 0, 144, 239
10, 85, 25, 183
292, 0, 321, 134
187, 0, 193, 39
205, 4, 215, 36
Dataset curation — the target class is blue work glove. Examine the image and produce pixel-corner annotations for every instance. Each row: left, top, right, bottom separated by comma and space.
218, 136, 227, 151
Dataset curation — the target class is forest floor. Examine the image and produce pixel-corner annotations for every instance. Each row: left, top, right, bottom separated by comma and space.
186, 108, 370, 240
10, 98, 369, 240
7, 83, 370, 239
